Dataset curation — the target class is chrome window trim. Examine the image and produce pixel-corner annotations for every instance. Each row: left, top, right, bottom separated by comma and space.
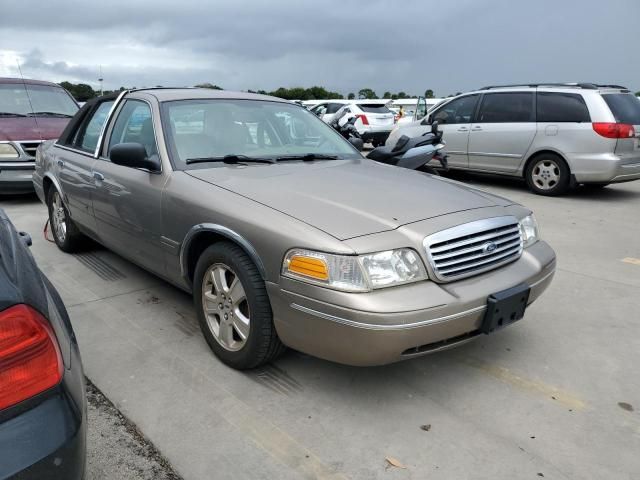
289, 303, 486, 331
93, 90, 128, 158
97, 95, 163, 174
423, 216, 523, 282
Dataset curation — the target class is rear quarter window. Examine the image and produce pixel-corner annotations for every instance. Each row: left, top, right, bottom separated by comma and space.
358, 104, 392, 114
602, 94, 640, 124
537, 92, 590, 122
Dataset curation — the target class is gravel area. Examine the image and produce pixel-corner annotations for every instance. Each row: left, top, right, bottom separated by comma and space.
86, 380, 182, 480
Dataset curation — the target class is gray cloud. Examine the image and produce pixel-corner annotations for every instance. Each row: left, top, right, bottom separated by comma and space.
1, 0, 638, 96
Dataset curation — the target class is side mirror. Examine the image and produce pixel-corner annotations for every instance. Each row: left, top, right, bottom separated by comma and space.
110, 143, 160, 172
430, 120, 440, 135
349, 137, 364, 151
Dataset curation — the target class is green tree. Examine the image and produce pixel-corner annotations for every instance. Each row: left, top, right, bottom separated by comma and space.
358, 88, 378, 99
347, 92, 355, 100
424, 89, 434, 98
195, 83, 223, 90
635, 91, 640, 97
397, 91, 407, 98
59, 81, 97, 101
383, 91, 392, 99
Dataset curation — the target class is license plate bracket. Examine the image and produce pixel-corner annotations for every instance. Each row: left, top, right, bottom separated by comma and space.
481, 283, 531, 334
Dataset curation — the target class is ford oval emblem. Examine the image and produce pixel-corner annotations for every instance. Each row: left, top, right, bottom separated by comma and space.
482, 241, 498, 254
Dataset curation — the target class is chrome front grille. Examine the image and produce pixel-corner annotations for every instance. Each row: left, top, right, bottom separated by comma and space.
424, 216, 523, 282
19, 141, 43, 158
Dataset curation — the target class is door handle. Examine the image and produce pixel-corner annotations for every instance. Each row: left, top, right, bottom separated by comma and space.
57, 159, 64, 168
457, 127, 469, 132
472, 126, 482, 131
93, 171, 105, 182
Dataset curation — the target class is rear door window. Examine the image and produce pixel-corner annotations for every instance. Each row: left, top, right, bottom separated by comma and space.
478, 92, 534, 123
325, 103, 345, 114
537, 92, 590, 122
602, 94, 640, 124
73, 100, 114, 153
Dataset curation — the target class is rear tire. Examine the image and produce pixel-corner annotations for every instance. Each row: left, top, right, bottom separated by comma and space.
524, 153, 571, 196
193, 242, 285, 369
46, 188, 84, 252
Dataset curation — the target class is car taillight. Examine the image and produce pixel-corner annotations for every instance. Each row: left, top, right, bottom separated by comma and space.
592, 122, 635, 139
357, 114, 369, 125
0, 304, 63, 410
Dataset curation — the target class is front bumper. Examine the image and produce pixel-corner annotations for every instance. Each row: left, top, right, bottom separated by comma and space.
568, 152, 640, 184
0, 161, 36, 193
268, 241, 556, 366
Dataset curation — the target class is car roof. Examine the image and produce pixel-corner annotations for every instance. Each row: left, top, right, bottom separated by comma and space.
0, 77, 64, 87
133, 87, 291, 103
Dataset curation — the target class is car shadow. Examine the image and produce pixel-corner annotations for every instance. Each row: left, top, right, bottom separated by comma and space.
0, 192, 40, 206
441, 171, 640, 202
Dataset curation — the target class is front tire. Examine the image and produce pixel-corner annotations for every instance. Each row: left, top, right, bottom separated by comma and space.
193, 242, 285, 369
46, 188, 84, 252
524, 153, 571, 196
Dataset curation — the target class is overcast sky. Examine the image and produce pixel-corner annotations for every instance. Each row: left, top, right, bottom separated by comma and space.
0, 0, 638, 97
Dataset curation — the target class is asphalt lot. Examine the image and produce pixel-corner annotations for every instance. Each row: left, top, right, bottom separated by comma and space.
1, 175, 639, 480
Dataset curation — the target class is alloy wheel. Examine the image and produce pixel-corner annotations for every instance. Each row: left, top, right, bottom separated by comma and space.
51, 191, 67, 243
531, 159, 561, 191
201, 263, 250, 352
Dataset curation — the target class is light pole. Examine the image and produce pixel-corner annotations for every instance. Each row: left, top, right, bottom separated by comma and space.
98, 65, 104, 96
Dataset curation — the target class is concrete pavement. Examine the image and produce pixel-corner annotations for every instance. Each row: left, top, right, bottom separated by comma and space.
1, 177, 639, 480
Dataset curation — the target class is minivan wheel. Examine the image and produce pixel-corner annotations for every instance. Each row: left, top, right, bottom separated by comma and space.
46, 188, 84, 252
525, 154, 570, 196
193, 242, 285, 369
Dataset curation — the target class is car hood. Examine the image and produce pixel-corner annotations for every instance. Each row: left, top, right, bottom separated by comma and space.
186, 159, 514, 240
0, 117, 69, 141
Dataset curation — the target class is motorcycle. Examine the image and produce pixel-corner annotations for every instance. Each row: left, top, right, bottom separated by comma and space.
328, 109, 364, 150
367, 121, 448, 175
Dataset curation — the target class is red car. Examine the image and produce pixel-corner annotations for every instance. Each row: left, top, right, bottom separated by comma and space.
0, 78, 78, 194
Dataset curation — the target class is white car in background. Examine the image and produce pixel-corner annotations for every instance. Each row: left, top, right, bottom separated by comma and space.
332, 102, 396, 146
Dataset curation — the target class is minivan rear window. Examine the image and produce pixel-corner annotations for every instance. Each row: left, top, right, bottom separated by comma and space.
602, 94, 640, 125
358, 104, 392, 114
537, 92, 590, 122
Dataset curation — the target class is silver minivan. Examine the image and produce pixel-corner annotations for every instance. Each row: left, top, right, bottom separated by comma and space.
387, 84, 640, 195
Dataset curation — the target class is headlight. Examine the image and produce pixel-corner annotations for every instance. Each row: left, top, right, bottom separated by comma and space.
519, 214, 539, 247
282, 248, 428, 292
0, 143, 19, 159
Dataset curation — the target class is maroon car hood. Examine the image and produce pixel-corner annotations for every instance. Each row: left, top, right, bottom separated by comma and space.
0, 117, 69, 141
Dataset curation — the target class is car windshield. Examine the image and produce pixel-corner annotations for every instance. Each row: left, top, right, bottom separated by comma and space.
162, 99, 362, 168
0, 83, 78, 117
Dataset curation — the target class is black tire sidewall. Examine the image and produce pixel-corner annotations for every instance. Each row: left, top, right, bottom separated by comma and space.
193, 242, 276, 369
525, 154, 570, 196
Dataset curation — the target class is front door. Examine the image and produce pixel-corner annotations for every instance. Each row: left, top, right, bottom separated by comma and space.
55, 99, 114, 234
467, 92, 536, 173
429, 94, 480, 169
91, 98, 166, 276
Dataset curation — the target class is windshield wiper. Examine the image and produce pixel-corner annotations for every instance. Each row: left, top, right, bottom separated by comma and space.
185, 154, 276, 165
0, 112, 27, 117
27, 111, 74, 118
275, 153, 339, 162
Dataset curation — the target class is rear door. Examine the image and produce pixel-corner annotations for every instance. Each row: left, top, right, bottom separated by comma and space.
91, 98, 166, 276
428, 94, 480, 169
468, 92, 536, 173
321, 102, 346, 123
601, 93, 640, 160
55, 99, 114, 233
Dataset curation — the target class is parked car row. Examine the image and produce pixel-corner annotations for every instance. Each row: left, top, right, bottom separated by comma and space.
387, 83, 640, 195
